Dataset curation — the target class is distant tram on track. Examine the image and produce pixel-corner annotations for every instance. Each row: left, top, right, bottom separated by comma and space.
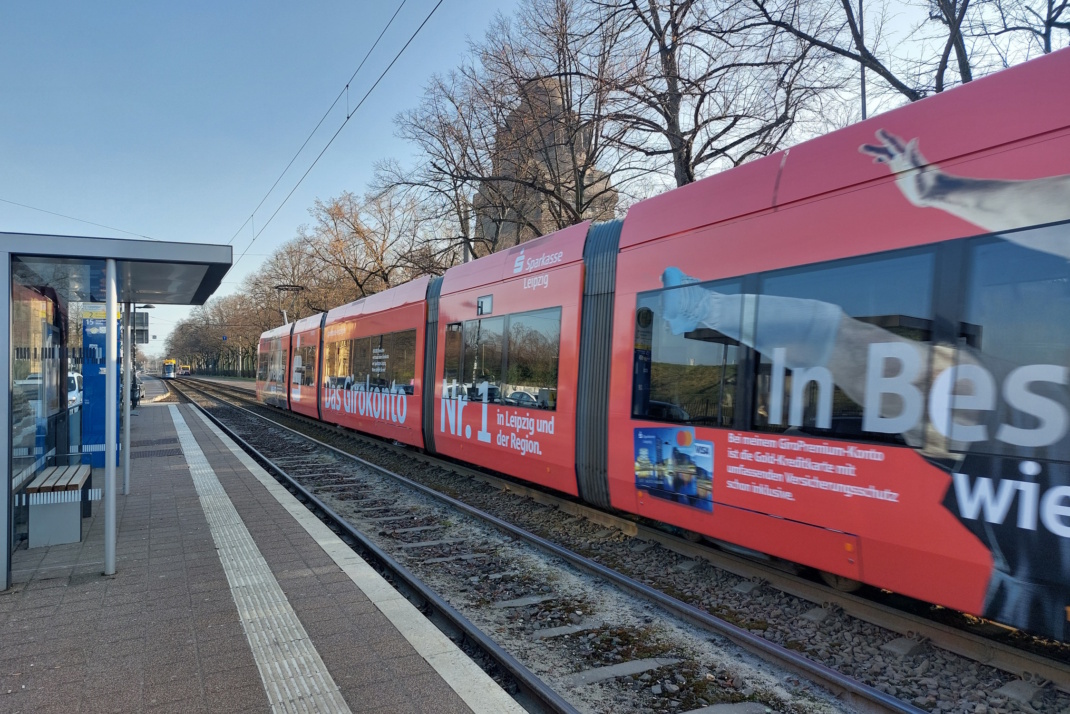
162, 359, 176, 379
258, 50, 1070, 641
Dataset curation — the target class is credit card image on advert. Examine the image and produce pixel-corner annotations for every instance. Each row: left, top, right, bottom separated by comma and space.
634, 426, 713, 512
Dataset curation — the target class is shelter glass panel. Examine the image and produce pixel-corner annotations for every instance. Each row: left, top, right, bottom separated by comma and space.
10, 256, 110, 552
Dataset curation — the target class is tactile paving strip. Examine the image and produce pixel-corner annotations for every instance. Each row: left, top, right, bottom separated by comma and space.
131, 448, 183, 459
131, 436, 179, 447
189, 406, 527, 714
169, 405, 352, 714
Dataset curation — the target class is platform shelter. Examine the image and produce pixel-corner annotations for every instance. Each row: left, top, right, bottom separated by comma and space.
1, 233, 232, 587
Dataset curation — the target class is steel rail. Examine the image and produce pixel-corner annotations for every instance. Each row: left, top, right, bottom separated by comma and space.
178, 378, 921, 714
170, 382, 578, 714
185, 376, 1070, 694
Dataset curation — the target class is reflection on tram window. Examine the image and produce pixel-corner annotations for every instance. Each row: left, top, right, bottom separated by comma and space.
463, 316, 504, 402
323, 329, 418, 395
294, 342, 317, 387
754, 248, 934, 442
633, 279, 743, 427
446, 307, 561, 409
963, 232, 1070, 457
444, 323, 462, 385
504, 309, 560, 409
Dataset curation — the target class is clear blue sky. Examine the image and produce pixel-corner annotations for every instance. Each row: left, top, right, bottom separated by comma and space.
1, 1, 515, 352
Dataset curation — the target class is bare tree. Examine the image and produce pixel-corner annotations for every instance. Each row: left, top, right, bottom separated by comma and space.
387, 70, 485, 261
969, 0, 1069, 60
747, 0, 909, 104
598, 0, 832, 186
922, 0, 975, 92
359, 186, 452, 281
164, 293, 268, 375
470, 0, 644, 248
388, 0, 644, 257
243, 238, 330, 324
747, 0, 1057, 111
301, 188, 435, 300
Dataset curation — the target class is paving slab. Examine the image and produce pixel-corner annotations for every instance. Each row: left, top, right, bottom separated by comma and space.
3, 398, 525, 713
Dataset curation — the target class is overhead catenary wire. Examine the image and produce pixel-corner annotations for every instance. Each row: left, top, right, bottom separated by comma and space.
0, 197, 160, 241
0, 4, 413, 249
231, 0, 445, 273
232, 0, 445, 270
227, 0, 409, 247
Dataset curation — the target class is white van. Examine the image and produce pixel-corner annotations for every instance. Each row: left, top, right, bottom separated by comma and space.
67, 373, 83, 408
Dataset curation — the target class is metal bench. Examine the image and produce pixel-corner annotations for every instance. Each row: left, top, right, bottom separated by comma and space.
25, 465, 93, 548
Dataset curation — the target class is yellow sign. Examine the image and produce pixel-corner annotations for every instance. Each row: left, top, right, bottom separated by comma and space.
81, 303, 120, 320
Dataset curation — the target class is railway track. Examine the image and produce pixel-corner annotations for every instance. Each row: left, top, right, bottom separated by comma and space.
172, 377, 1070, 713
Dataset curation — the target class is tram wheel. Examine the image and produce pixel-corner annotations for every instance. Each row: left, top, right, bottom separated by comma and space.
819, 571, 863, 592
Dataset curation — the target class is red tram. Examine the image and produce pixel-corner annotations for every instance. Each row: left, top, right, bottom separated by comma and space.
259, 48, 1070, 641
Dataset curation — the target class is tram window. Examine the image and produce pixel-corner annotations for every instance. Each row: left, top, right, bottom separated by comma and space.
266, 338, 286, 387
369, 334, 391, 390
444, 323, 463, 389
257, 351, 269, 382
504, 308, 561, 409
462, 317, 505, 402
350, 336, 372, 387
965, 228, 1070, 364
322, 338, 350, 389
449, 311, 561, 408
754, 248, 934, 441
633, 279, 743, 426
326, 329, 419, 393
368, 333, 393, 390
295, 343, 316, 387
962, 226, 1070, 454
391, 329, 418, 394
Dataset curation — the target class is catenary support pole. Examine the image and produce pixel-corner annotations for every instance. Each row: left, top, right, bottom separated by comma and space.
0, 251, 11, 589
122, 301, 131, 495
105, 259, 117, 575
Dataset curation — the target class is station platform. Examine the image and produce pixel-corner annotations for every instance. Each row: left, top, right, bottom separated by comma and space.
2, 378, 523, 713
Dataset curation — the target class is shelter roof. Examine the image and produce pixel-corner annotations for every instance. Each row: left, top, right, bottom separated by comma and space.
3, 232, 232, 304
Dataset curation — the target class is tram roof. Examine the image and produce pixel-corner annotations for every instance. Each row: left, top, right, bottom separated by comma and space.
620, 46, 1070, 250
4, 232, 232, 305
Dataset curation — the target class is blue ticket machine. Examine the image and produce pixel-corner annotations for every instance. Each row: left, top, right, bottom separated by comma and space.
81, 305, 121, 468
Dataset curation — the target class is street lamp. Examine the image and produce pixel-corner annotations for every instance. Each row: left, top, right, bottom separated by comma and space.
273, 284, 304, 325
120, 302, 155, 497
132, 304, 154, 370
455, 236, 470, 264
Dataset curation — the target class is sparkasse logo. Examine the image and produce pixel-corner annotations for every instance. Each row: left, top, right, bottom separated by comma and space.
513, 250, 525, 274
523, 251, 564, 272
